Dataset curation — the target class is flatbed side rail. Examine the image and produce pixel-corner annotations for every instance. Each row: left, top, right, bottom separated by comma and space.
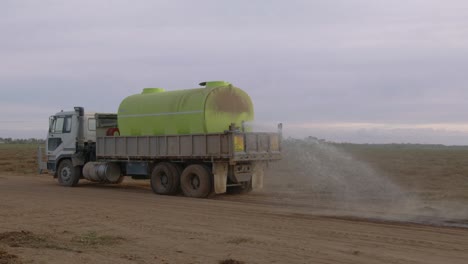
96, 133, 232, 159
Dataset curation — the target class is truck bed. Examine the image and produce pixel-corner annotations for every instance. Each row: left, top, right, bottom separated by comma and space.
96, 132, 281, 162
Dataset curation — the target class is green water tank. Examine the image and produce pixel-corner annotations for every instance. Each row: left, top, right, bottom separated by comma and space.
117, 81, 254, 136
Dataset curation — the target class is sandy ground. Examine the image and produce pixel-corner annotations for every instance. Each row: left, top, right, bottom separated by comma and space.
1, 174, 468, 264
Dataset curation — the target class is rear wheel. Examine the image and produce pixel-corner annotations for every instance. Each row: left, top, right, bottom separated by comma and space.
57, 159, 81, 187
180, 164, 212, 198
150, 162, 181, 195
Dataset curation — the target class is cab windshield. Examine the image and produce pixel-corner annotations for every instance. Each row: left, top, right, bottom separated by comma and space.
49, 116, 72, 133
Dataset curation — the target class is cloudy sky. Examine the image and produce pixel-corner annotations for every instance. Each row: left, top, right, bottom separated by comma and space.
1, 0, 468, 144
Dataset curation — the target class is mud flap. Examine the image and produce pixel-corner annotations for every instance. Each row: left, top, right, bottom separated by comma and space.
213, 162, 228, 194
252, 162, 265, 190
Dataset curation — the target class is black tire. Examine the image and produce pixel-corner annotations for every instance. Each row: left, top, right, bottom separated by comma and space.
227, 180, 253, 194
180, 164, 212, 198
57, 159, 81, 187
150, 162, 181, 195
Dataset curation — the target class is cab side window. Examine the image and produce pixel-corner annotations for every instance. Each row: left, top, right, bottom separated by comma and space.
88, 118, 96, 131
64, 116, 72, 133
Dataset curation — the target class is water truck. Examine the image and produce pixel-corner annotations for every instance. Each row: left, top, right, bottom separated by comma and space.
39, 81, 282, 197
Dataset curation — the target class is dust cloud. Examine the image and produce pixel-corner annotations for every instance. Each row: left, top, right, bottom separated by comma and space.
265, 137, 468, 226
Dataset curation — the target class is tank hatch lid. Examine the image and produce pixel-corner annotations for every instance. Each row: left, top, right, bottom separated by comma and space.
142, 88, 165, 94
199, 81, 231, 88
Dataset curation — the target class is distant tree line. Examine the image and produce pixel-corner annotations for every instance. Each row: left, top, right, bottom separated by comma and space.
0, 138, 45, 144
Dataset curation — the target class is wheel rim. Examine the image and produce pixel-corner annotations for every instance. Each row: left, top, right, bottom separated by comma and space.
61, 167, 72, 182
190, 174, 200, 190
159, 172, 169, 188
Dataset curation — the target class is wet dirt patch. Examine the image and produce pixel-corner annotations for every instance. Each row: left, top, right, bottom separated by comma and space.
226, 237, 253, 245
0, 249, 21, 264
120, 253, 142, 262
0, 231, 50, 249
219, 259, 245, 264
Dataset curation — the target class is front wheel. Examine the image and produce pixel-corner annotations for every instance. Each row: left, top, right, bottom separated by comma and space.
57, 159, 81, 187
180, 164, 212, 198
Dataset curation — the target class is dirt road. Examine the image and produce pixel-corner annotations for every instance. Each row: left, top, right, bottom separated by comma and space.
1, 174, 468, 264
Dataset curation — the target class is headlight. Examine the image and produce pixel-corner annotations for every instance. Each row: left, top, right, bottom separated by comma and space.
234, 135, 245, 152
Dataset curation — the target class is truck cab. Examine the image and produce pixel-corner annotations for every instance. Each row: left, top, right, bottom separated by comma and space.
46, 107, 117, 184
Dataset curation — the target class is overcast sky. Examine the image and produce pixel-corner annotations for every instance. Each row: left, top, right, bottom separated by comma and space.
1, 0, 468, 144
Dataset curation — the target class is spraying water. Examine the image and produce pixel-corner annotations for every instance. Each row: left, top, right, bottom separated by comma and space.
265, 137, 468, 226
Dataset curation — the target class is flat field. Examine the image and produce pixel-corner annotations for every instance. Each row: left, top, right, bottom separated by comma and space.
1, 142, 468, 264
0, 144, 40, 174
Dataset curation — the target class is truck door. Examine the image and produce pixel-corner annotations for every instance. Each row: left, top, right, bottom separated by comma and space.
47, 115, 77, 164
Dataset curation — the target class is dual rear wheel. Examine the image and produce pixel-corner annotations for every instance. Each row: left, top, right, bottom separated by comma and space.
180, 164, 212, 198
150, 163, 213, 198
150, 162, 181, 195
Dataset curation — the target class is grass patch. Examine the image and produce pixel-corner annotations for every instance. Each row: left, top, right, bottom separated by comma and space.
0, 144, 44, 175
71, 231, 124, 247
0, 230, 125, 254
0, 231, 70, 251
0, 231, 47, 248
